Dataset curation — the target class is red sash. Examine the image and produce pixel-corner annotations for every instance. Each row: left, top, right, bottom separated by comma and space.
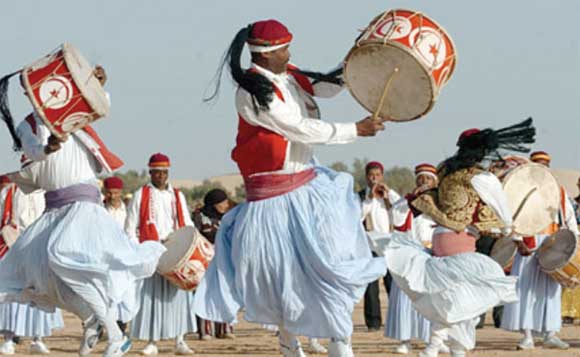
0, 185, 16, 258
137, 185, 185, 243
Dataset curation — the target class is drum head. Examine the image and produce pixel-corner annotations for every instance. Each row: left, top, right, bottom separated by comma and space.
537, 229, 577, 271
502, 163, 560, 236
490, 236, 517, 268
62, 43, 110, 117
157, 226, 195, 273
344, 42, 435, 121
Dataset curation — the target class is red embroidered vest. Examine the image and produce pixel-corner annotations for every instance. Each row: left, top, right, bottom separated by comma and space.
137, 185, 185, 243
231, 65, 315, 177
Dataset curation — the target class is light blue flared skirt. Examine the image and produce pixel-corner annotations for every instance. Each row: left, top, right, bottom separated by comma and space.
194, 167, 386, 339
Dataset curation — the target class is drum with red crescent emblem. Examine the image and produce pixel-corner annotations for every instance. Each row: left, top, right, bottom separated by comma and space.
20, 43, 110, 139
344, 9, 457, 121
157, 226, 215, 291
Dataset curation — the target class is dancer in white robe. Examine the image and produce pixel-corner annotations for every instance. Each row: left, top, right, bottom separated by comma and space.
0, 183, 64, 355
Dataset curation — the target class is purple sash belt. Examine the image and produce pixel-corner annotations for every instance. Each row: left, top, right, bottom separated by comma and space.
45, 184, 101, 210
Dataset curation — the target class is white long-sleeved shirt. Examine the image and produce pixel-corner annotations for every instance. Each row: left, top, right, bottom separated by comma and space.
105, 203, 127, 229
360, 187, 401, 234
0, 184, 45, 231
125, 184, 193, 243
13, 114, 100, 193
236, 64, 358, 174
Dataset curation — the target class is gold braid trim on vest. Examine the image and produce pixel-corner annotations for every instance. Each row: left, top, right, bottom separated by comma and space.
411, 167, 504, 234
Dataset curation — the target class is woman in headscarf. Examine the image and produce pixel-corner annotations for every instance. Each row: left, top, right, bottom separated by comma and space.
192, 189, 235, 339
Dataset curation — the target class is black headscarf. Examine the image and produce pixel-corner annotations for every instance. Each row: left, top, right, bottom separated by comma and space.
201, 189, 228, 220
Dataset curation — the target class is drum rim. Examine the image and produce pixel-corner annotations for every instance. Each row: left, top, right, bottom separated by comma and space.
501, 162, 560, 236
20, 43, 109, 139
490, 236, 517, 267
157, 226, 197, 273
62, 43, 110, 117
343, 41, 436, 121
537, 228, 578, 272
368, 8, 458, 84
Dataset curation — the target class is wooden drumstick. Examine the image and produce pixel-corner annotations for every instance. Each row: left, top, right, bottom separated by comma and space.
372, 67, 399, 123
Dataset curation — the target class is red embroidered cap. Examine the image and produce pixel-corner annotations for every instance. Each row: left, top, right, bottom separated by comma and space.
457, 128, 480, 143
414, 163, 437, 178
530, 151, 551, 163
365, 161, 384, 174
247, 19, 293, 52
104, 176, 124, 190
148, 153, 171, 169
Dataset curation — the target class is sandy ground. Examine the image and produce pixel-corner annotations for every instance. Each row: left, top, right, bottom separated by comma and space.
8, 288, 580, 357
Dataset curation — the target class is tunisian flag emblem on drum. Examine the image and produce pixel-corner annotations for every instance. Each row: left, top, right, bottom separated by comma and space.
20, 43, 110, 139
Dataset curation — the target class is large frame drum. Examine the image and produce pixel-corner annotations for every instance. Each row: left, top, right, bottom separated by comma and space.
157, 226, 215, 291
20, 43, 110, 139
502, 163, 560, 236
537, 229, 580, 288
344, 9, 456, 121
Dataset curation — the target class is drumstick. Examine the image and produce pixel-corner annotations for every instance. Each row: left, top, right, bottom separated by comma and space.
512, 187, 538, 222
372, 67, 399, 123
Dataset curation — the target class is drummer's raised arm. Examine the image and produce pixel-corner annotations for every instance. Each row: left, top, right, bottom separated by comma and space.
16, 114, 51, 162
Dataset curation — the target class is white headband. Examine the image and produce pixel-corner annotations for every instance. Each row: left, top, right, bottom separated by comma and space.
416, 171, 438, 180
248, 42, 290, 53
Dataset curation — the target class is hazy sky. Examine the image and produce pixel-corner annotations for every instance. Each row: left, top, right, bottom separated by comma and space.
0, 1, 578, 180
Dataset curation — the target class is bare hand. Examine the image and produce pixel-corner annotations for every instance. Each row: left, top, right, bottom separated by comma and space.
413, 184, 431, 196
94, 65, 107, 86
44, 134, 68, 154
372, 182, 390, 198
356, 116, 389, 137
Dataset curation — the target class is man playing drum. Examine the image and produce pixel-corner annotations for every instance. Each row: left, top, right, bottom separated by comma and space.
381, 120, 535, 357
125, 153, 197, 356
501, 150, 579, 350
0, 66, 165, 357
0, 179, 64, 355
194, 19, 387, 357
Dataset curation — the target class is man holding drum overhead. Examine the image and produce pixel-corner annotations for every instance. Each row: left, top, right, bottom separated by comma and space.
125, 153, 197, 356
501, 150, 579, 350
381, 119, 535, 357
194, 19, 387, 357
0, 50, 166, 357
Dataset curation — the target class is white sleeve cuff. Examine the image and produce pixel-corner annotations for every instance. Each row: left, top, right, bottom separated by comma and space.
335, 123, 358, 143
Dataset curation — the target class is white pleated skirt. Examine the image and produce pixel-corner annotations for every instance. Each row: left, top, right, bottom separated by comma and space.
130, 273, 197, 341
0, 303, 63, 337
385, 281, 430, 342
501, 235, 562, 333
